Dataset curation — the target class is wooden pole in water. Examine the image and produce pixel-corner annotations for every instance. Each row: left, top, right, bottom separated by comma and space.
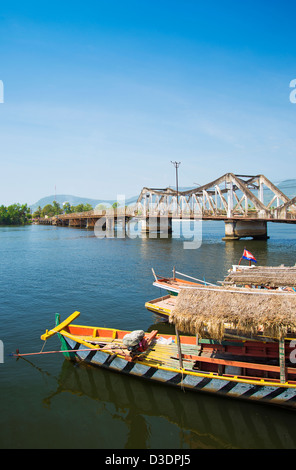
279, 339, 287, 384
175, 326, 183, 370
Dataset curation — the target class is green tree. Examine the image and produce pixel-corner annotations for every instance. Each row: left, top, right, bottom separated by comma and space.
33, 206, 42, 218
53, 200, 63, 215
63, 202, 73, 214
72, 203, 84, 212
71, 203, 93, 212
0, 205, 8, 224
0, 203, 31, 225
95, 204, 108, 211
41, 204, 55, 217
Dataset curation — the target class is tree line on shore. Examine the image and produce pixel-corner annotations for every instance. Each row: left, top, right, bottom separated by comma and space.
33, 201, 119, 218
0, 200, 122, 225
0, 204, 31, 225
0, 200, 104, 225
32, 201, 94, 218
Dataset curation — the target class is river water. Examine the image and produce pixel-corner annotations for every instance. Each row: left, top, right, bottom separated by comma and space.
1, 221, 296, 449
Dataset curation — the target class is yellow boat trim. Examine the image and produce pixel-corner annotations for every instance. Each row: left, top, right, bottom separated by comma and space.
145, 301, 170, 315
41, 311, 80, 341
57, 327, 295, 390
58, 329, 104, 350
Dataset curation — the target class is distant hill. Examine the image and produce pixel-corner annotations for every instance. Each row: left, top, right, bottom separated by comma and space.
275, 179, 296, 199
30, 194, 138, 212
222, 179, 296, 204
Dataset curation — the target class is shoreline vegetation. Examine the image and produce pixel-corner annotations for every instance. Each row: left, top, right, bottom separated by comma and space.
33, 201, 94, 218
0, 204, 31, 225
0, 200, 99, 226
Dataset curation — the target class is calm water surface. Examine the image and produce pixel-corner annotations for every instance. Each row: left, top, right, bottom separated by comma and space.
1, 222, 296, 449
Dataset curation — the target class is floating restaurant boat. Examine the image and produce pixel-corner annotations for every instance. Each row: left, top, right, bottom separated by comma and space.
222, 264, 296, 291
220, 249, 296, 291
41, 293, 296, 409
146, 264, 296, 337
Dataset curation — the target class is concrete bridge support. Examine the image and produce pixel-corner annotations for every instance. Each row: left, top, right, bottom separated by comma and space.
222, 220, 269, 241
141, 216, 173, 235
86, 218, 98, 229
69, 218, 87, 228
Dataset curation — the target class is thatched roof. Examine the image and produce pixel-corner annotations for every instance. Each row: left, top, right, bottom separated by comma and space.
223, 265, 296, 288
169, 286, 296, 340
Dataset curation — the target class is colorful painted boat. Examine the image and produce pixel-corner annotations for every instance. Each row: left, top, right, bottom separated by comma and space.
145, 294, 176, 319
41, 311, 296, 409
151, 268, 216, 295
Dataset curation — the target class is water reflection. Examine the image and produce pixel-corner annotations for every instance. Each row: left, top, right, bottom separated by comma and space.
44, 359, 296, 449
2, 223, 296, 449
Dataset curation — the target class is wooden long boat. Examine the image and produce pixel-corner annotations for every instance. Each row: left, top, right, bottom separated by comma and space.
41, 311, 296, 409
152, 268, 216, 295
145, 294, 176, 319
152, 264, 296, 296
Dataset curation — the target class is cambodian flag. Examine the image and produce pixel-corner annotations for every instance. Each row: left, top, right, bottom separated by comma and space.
242, 249, 257, 263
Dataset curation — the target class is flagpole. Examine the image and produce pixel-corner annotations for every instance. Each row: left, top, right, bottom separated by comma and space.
238, 246, 246, 266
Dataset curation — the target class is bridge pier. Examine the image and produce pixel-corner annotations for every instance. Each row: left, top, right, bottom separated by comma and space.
86, 218, 95, 229
69, 218, 87, 228
222, 220, 269, 241
141, 216, 173, 235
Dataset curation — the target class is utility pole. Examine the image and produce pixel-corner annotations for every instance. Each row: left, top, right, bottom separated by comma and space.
171, 161, 181, 212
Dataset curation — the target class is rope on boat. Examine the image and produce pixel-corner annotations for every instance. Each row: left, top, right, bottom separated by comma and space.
40, 339, 47, 354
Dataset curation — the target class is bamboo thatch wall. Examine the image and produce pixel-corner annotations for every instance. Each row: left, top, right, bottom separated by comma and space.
169, 286, 296, 340
224, 266, 296, 288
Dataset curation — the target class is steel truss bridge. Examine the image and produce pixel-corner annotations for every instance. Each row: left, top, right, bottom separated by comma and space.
136, 173, 296, 221
43, 173, 296, 240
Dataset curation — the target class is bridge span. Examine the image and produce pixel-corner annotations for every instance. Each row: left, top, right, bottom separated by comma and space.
40, 173, 296, 240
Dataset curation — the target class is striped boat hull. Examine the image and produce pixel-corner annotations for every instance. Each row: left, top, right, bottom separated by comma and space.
61, 335, 296, 409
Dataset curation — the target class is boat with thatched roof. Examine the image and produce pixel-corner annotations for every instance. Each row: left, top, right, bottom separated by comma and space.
40, 308, 296, 410
222, 264, 296, 290
147, 262, 296, 323
169, 285, 296, 341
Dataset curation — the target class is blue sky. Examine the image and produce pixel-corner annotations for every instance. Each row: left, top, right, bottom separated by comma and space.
0, 0, 296, 205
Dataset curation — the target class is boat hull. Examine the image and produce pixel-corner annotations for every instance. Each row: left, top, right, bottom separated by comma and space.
60, 334, 296, 410
145, 294, 175, 319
